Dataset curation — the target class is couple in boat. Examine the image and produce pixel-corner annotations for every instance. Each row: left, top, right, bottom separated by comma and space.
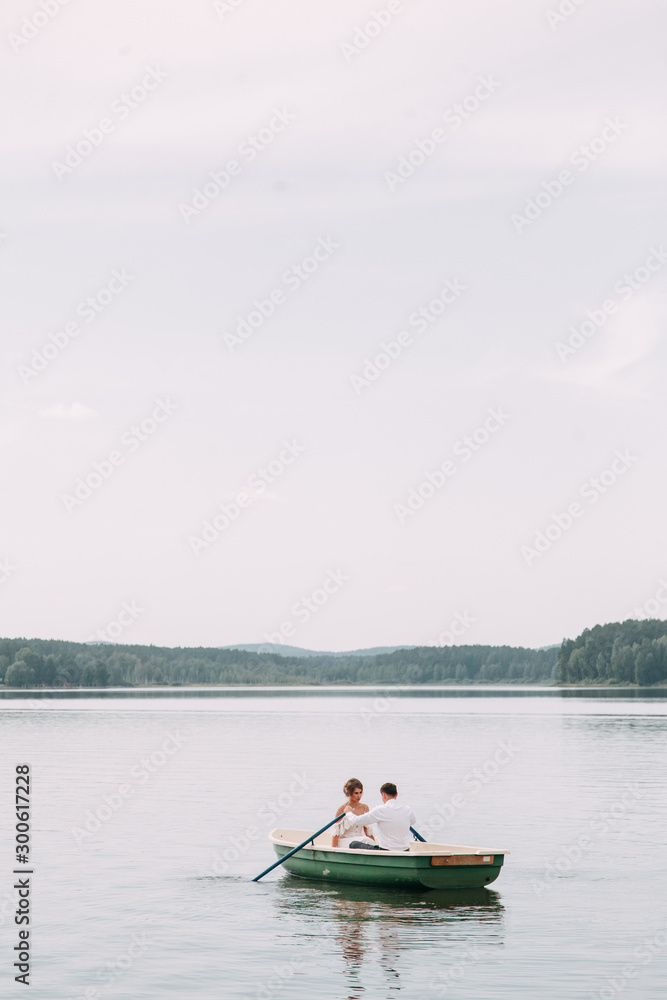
331, 779, 416, 852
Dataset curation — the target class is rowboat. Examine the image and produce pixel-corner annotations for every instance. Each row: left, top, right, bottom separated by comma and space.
268, 828, 508, 890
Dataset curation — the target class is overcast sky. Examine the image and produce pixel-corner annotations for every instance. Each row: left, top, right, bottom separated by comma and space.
1, 0, 666, 652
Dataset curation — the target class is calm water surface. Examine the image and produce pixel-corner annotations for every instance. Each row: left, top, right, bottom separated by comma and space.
1, 687, 665, 999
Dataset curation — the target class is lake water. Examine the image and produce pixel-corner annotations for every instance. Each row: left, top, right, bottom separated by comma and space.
1, 687, 665, 999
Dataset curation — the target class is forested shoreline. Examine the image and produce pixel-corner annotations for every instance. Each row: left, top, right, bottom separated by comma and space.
557, 619, 667, 686
0, 638, 556, 688
1, 619, 666, 688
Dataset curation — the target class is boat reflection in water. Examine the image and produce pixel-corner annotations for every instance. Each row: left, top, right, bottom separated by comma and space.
272, 877, 505, 997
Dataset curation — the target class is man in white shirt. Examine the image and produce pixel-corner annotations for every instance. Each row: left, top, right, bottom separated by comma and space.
342, 782, 416, 852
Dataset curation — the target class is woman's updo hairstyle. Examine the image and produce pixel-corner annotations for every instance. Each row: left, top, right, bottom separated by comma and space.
343, 778, 363, 797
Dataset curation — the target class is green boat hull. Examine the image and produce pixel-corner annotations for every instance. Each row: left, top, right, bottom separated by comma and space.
272, 843, 504, 890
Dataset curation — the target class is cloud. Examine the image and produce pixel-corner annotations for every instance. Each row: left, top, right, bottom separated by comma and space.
38, 402, 97, 420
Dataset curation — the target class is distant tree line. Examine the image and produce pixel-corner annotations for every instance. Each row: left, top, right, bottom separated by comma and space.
558, 619, 667, 686
0, 638, 558, 688
5, 621, 665, 688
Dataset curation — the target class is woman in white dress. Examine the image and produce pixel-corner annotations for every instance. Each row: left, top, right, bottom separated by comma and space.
331, 778, 376, 848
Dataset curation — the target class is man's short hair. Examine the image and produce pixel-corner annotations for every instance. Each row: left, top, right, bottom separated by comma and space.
380, 782, 397, 797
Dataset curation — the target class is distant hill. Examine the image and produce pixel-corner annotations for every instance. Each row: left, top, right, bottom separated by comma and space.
222, 643, 415, 658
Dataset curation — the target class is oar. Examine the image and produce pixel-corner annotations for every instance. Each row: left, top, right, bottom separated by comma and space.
252, 814, 345, 882
411, 826, 426, 842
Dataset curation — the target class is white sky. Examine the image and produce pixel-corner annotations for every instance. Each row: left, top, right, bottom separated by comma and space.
1, 0, 666, 651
